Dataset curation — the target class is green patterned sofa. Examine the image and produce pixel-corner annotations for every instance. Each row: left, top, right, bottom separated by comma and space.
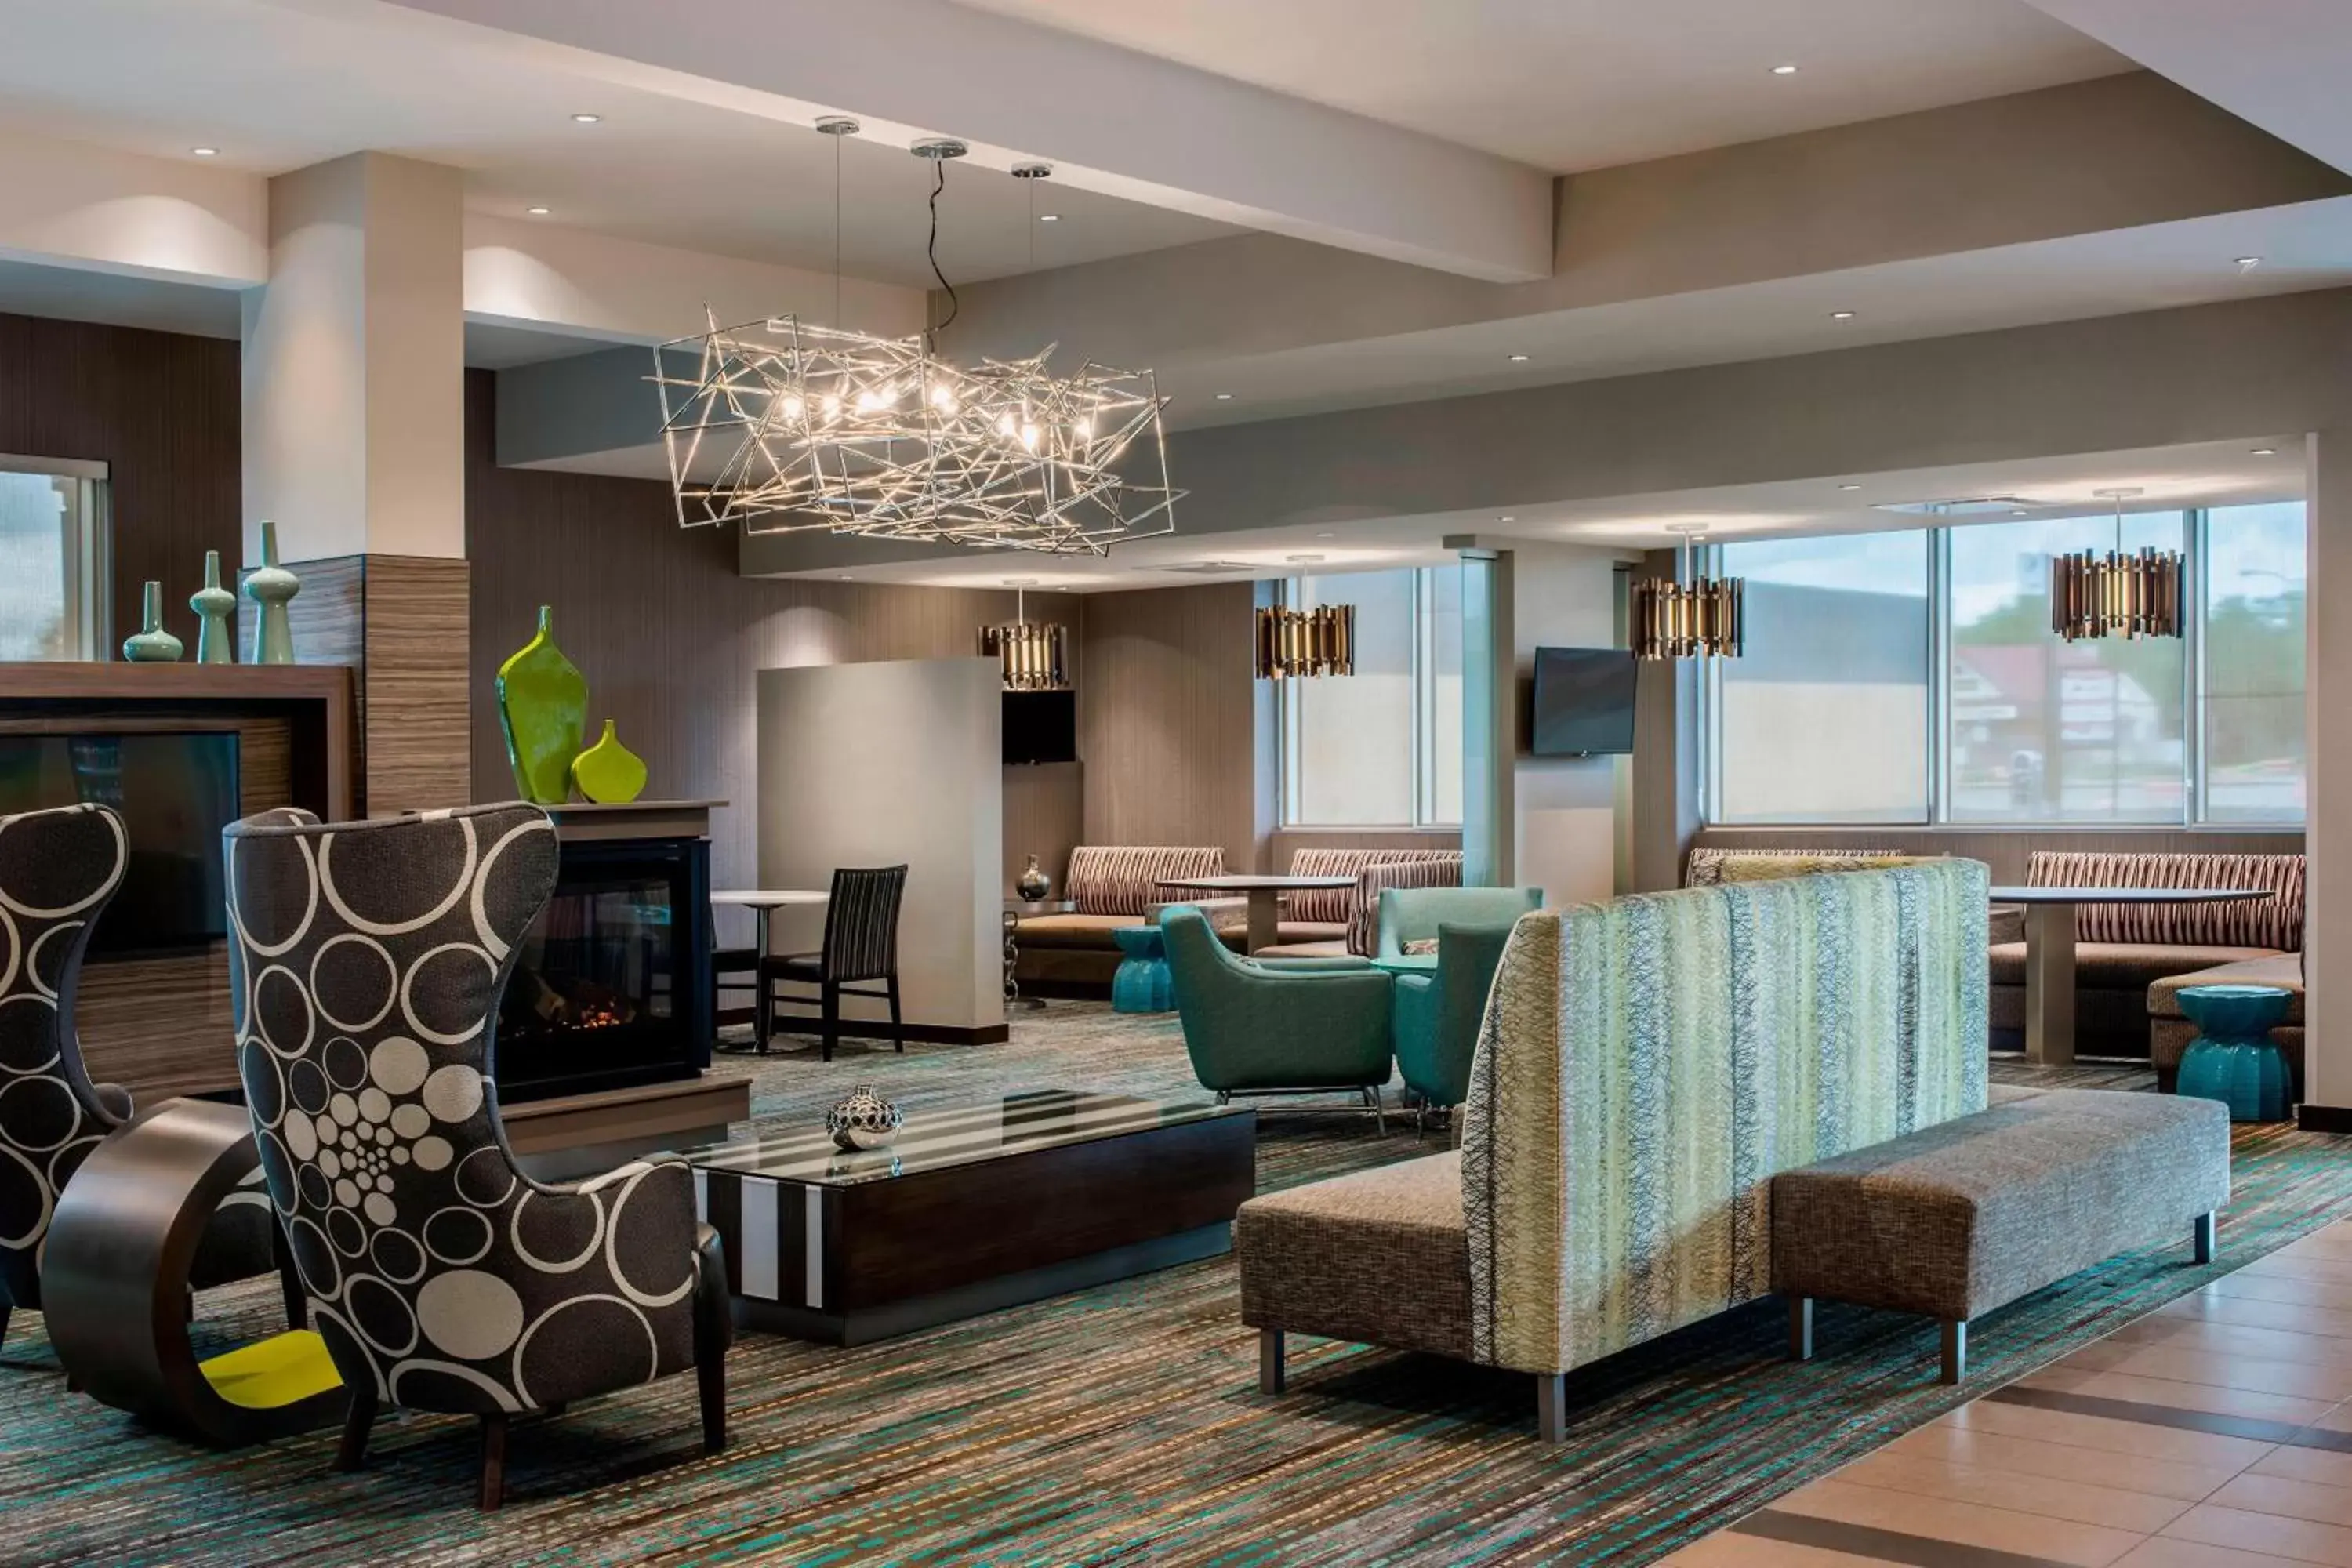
1236, 859, 1989, 1439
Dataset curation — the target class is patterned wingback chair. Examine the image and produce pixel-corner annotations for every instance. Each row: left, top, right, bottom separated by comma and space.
224, 803, 730, 1509
0, 804, 133, 1345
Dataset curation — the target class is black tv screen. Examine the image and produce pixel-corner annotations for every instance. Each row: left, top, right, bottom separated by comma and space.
1530, 648, 1638, 757
1003, 690, 1077, 765
0, 734, 241, 955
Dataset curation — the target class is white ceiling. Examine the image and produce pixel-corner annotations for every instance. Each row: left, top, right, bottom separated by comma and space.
753, 437, 2304, 591
944, 0, 2134, 172
0, 0, 1239, 288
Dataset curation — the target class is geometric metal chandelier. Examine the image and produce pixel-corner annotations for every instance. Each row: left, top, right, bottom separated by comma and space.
1254, 604, 1355, 680
651, 122, 1182, 556
2049, 487, 2183, 641
1632, 524, 1744, 659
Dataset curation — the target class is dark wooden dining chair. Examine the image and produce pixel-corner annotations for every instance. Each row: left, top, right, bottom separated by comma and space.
765, 866, 909, 1061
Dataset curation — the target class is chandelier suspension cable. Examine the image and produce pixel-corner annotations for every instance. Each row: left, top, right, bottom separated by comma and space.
926, 158, 959, 351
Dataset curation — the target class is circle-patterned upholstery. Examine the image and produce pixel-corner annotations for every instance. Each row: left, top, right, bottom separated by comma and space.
227, 803, 702, 1415
0, 803, 129, 1312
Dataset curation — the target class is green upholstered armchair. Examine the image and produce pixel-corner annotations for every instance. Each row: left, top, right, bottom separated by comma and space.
1391, 923, 1515, 1119
1374, 885, 1544, 960
1159, 906, 1396, 1123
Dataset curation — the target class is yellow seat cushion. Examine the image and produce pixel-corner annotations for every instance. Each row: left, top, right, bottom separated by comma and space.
199, 1330, 343, 1410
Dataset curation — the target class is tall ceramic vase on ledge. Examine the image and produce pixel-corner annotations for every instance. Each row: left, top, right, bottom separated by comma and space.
244, 521, 300, 665
121, 581, 183, 662
190, 550, 236, 664
498, 605, 587, 805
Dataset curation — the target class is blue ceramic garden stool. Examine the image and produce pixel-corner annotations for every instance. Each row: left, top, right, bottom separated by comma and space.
1110, 924, 1174, 1014
2175, 983, 2296, 1123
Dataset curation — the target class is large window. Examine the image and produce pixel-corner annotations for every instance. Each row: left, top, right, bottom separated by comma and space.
1707, 503, 2306, 827
1711, 532, 1929, 825
1282, 565, 1463, 826
0, 457, 107, 662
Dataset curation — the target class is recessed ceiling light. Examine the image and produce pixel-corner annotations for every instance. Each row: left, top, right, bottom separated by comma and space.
1770, 64, 1799, 75
1038, 213, 1060, 223
2252, 447, 2279, 456
526, 205, 551, 216
1830, 310, 1857, 321
1838, 484, 1863, 492
1214, 392, 1234, 401
1286, 554, 1325, 564
571, 113, 602, 125
1314, 532, 1335, 539
191, 146, 219, 157
1508, 353, 1530, 362
2236, 256, 2263, 269
2012, 510, 2030, 517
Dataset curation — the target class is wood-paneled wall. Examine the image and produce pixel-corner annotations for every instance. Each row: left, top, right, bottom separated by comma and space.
463, 371, 1057, 893
1076, 582, 1265, 873
0, 310, 241, 652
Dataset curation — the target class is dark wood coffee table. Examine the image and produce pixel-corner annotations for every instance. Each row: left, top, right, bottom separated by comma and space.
680, 1091, 1256, 1344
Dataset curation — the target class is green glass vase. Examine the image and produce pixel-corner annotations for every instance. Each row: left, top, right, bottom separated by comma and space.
122, 580, 184, 662
190, 550, 236, 664
244, 520, 300, 665
571, 719, 648, 804
497, 605, 587, 804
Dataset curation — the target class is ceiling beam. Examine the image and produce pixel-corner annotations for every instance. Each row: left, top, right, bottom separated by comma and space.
2025, 0, 2352, 176
347, 0, 1554, 281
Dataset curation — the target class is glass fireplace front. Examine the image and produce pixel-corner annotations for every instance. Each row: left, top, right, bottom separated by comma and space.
495, 837, 713, 1101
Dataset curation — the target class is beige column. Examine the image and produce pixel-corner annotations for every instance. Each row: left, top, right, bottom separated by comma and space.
2303, 431, 2352, 1120
241, 152, 470, 815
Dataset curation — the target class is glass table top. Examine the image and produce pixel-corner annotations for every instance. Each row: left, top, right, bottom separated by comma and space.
674, 1091, 1246, 1187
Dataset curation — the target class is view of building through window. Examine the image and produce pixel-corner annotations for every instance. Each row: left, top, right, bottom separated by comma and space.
1711, 503, 2305, 827
0, 467, 100, 662
1284, 564, 1465, 827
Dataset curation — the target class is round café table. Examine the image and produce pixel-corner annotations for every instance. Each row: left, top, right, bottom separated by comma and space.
1156, 873, 1358, 955
713, 889, 830, 1053
1987, 886, 2270, 1069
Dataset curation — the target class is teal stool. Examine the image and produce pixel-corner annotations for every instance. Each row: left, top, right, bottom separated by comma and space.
1111, 924, 1174, 1014
2176, 983, 2296, 1123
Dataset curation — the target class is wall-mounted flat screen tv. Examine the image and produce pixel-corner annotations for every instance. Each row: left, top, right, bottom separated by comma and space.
0, 733, 240, 955
1003, 690, 1078, 765
1530, 647, 1638, 757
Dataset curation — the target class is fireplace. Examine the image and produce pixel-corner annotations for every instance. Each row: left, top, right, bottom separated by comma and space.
495, 819, 713, 1102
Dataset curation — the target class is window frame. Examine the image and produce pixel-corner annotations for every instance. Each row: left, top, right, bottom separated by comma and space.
0, 452, 111, 662
1701, 506, 2305, 830
1278, 564, 1463, 829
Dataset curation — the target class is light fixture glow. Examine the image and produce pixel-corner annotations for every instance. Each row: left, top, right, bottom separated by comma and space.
571, 113, 602, 124
1838, 484, 1863, 492
190, 146, 219, 158
1508, 353, 1530, 362
2236, 256, 2263, 270
1214, 392, 1234, 401
1771, 64, 1799, 75
1830, 310, 1857, 321
1038, 213, 1060, 223
2252, 447, 2278, 456
526, 205, 550, 216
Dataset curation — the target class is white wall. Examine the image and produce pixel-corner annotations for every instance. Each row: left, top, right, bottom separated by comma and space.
756, 657, 1003, 1033
0, 128, 266, 286
1512, 541, 1624, 908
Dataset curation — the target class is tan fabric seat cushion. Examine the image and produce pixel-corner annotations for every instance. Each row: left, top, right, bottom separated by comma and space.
1013, 913, 1143, 949
1987, 941, 2281, 991
1772, 1089, 2230, 1323
1254, 939, 1350, 959
1236, 1151, 1471, 1362
1275, 920, 1348, 944
2147, 953, 2304, 1021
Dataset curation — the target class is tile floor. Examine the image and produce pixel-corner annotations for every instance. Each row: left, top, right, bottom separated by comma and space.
1661, 1218, 2352, 1567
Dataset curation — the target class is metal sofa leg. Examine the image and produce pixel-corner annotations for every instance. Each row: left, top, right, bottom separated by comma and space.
1788, 1297, 1813, 1362
1537, 1374, 1566, 1443
1258, 1330, 1285, 1395
2194, 1211, 2217, 1265
1940, 1320, 1968, 1385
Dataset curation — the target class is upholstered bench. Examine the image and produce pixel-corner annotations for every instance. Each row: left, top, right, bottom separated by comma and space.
1773, 1088, 2229, 1385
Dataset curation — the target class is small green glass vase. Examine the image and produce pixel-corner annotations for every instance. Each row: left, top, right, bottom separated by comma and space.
244, 520, 300, 665
122, 580, 184, 662
497, 605, 588, 805
572, 719, 648, 804
190, 550, 236, 664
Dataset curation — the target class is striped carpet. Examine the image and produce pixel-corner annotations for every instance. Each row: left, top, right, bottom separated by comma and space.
1, 1006, 2347, 1566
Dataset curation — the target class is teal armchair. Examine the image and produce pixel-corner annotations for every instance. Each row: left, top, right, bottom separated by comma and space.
1375, 885, 1544, 960
1392, 924, 1515, 1119
1160, 906, 1395, 1124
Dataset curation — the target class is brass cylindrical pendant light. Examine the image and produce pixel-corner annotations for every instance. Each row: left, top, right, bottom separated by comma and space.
1632, 525, 1744, 660
2050, 488, 2183, 641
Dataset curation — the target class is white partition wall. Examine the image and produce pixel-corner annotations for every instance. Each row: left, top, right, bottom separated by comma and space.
756, 657, 1004, 1036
